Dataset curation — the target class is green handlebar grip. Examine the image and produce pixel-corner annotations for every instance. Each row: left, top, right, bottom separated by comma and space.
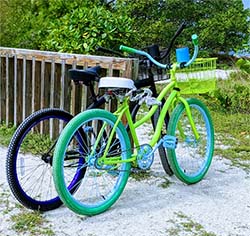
192, 34, 198, 46
119, 45, 138, 54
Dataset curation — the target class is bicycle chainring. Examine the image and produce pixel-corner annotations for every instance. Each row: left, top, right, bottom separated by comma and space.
136, 144, 154, 170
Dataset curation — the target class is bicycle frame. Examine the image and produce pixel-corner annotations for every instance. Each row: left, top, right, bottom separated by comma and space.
96, 64, 200, 166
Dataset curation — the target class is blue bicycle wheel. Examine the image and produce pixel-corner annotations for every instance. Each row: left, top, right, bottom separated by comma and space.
6, 108, 86, 211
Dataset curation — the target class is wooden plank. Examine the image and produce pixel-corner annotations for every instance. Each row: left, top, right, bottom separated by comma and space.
25, 59, 33, 117
13, 56, 18, 126
31, 57, 36, 114
54, 63, 61, 108
0, 56, 2, 121
81, 62, 88, 111
7, 57, 14, 125
22, 57, 26, 120
34, 61, 41, 112
0, 57, 6, 123
43, 62, 51, 108
63, 64, 72, 113
52, 63, 63, 138
5, 55, 9, 124
40, 60, 45, 109
16, 59, 23, 124
50, 59, 55, 108
72, 64, 83, 115
60, 60, 65, 110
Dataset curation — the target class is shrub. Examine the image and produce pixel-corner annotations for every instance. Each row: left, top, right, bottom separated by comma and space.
214, 65, 250, 114
40, 5, 136, 54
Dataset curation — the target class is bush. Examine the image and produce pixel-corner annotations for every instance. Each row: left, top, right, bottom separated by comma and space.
40, 5, 136, 54
236, 58, 250, 74
214, 66, 250, 114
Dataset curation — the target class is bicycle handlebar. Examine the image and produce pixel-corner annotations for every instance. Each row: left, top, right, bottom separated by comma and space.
160, 21, 186, 61
120, 34, 199, 69
96, 46, 124, 57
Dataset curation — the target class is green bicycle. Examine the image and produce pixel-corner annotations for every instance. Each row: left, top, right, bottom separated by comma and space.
52, 34, 214, 215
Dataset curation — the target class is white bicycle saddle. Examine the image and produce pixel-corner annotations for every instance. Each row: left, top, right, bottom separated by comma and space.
98, 77, 135, 90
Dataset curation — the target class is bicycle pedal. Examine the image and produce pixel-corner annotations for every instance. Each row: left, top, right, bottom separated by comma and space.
162, 135, 178, 149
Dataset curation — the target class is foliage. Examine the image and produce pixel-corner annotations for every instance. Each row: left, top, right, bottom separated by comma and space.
236, 58, 250, 74
0, 123, 16, 146
0, 0, 136, 52
11, 211, 54, 236
40, 4, 136, 53
214, 67, 250, 114
212, 110, 250, 169
115, 0, 249, 53
196, 0, 249, 52
0, 0, 36, 48
0, 0, 249, 55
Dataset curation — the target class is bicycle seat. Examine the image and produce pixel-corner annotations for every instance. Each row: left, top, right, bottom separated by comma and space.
68, 66, 101, 85
99, 77, 135, 90
134, 78, 153, 89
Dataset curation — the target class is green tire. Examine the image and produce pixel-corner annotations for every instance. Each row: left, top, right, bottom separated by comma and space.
53, 109, 131, 215
167, 98, 214, 184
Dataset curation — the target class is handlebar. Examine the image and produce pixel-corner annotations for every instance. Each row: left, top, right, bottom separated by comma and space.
96, 46, 124, 57
160, 21, 186, 61
97, 22, 186, 63
120, 34, 199, 69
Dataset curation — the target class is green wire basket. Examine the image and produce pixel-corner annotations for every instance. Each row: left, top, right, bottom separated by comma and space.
176, 58, 217, 94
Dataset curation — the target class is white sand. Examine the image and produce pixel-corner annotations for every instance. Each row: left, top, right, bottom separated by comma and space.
1, 120, 250, 236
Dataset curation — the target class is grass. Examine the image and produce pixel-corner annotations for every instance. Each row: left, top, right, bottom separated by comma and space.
0, 123, 16, 146
0, 188, 13, 214
158, 177, 172, 188
167, 211, 217, 236
130, 169, 152, 181
0, 185, 54, 235
11, 211, 54, 236
204, 92, 250, 170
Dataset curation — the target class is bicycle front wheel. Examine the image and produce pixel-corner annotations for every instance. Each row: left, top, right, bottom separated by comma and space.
167, 98, 214, 184
6, 108, 85, 211
53, 109, 131, 216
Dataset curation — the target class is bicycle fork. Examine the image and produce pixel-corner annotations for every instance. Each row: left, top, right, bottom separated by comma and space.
177, 97, 200, 141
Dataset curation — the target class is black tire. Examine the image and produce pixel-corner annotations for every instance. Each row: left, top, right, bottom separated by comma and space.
130, 101, 173, 176
6, 108, 85, 211
152, 107, 173, 176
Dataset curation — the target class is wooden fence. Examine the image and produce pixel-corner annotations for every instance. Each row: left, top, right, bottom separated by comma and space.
0, 47, 138, 127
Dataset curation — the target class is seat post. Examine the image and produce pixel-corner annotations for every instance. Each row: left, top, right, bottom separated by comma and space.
88, 82, 97, 103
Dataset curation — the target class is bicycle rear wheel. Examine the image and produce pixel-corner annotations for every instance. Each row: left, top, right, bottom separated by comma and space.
152, 107, 173, 176
167, 98, 214, 184
6, 108, 85, 211
53, 109, 131, 215
130, 102, 173, 176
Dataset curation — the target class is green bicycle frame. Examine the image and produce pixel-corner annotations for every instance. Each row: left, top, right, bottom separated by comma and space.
97, 64, 200, 166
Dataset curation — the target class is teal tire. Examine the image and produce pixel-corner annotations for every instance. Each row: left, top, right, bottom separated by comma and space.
53, 109, 131, 215
167, 98, 214, 184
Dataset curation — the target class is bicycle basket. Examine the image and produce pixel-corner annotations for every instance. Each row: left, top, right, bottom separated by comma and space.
176, 58, 217, 94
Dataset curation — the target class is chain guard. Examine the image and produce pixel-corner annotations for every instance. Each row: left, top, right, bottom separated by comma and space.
136, 144, 154, 170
